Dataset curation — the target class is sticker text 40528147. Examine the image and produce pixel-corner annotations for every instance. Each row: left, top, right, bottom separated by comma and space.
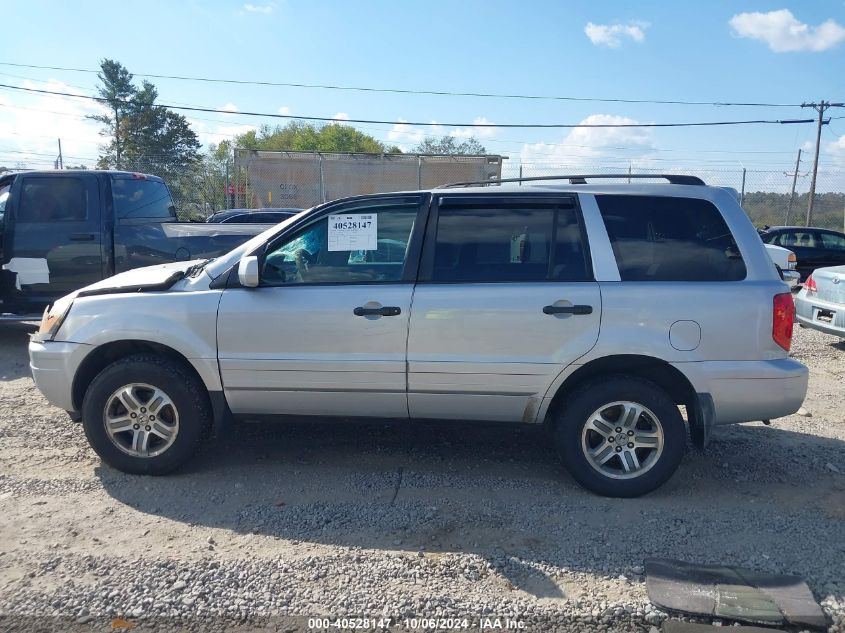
328, 214, 378, 251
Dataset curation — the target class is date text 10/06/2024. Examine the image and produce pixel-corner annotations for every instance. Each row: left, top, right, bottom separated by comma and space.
307, 617, 526, 630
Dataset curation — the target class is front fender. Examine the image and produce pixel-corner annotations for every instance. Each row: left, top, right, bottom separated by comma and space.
55, 290, 223, 391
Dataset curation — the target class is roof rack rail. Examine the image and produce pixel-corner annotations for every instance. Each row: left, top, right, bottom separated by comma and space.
438, 174, 706, 188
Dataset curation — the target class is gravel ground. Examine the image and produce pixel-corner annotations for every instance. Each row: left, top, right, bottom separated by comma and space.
0, 322, 843, 632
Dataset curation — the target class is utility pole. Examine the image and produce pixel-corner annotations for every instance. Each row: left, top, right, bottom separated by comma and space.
225, 158, 230, 207
801, 100, 842, 226
56, 138, 64, 170
785, 148, 801, 225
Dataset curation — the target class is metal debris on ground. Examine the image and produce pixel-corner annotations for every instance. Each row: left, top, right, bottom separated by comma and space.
645, 558, 826, 629
662, 621, 786, 633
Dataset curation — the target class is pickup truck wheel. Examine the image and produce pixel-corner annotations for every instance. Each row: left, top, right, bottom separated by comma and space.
81, 354, 211, 475
555, 377, 685, 497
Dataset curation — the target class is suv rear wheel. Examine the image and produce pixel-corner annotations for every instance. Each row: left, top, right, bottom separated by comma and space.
81, 354, 211, 475
555, 376, 685, 497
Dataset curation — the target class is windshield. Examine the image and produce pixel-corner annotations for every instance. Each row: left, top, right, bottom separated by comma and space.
204, 207, 314, 279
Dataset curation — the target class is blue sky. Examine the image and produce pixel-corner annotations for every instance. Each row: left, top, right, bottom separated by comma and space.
1, 0, 844, 187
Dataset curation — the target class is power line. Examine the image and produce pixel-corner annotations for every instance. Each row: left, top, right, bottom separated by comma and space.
0, 69, 250, 114
0, 83, 823, 129
4, 101, 836, 165
4, 100, 840, 160
0, 61, 807, 108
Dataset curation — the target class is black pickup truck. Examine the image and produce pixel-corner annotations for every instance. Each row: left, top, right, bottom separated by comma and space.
0, 170, 272, 316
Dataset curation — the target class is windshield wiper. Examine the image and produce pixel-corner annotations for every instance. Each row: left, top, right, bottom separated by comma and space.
184, 258, 215, 277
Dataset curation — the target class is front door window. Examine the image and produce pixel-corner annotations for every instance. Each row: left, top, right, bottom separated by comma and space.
260, 202, 417, 285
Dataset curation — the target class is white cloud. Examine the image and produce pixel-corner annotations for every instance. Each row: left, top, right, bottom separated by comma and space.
0, 79, 107, 167
243, 2, 275, 14
449, 116, 496, 139
585, 21, 648, 48
331, 112, 349, 121
729, 9, 845, 52
520, 114, 655, 167
0, 78, 260, 168
387, 115, 495, 151
188, 117, 256, 148
824, 135, 845, 168
387, 118, 444, 151
278, 106, 291, 115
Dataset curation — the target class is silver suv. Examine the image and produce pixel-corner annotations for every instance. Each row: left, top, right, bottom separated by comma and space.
28, 175, 808, 497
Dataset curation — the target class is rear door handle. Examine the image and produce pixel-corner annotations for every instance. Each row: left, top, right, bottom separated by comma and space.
354, 306, 402, 317
543, 304, 593, 315
69, 233, 96, 242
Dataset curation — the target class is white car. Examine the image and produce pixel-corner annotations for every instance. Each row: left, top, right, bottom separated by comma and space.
795, 265, 845, 337
764, 243, 800, 288
29, 175, 808, 497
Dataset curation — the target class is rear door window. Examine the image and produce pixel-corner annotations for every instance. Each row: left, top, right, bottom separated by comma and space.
819, 232, 845, 251
596, 195, 746, 281
17, 177, 88, 223
430, 199, 590, 282
112, 179, 175, 219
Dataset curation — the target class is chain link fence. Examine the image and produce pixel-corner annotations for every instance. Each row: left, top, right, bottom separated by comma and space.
11, 153, 841, 230
504, 160, 845, 231
230, 150, 503, 209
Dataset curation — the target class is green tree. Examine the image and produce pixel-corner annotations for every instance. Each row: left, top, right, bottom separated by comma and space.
742, 191, 845, 231
412, 135, 487, 155
186, 141, 233, 217
90, 60, 200, 181
88, 59, 136, 169
120, 81, 201, 179
234, 121, 399, 153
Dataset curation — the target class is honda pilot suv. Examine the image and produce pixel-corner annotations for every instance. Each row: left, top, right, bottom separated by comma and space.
29, 175, 808, 497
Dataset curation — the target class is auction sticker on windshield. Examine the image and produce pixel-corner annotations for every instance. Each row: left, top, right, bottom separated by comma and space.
328, 214, 377, 251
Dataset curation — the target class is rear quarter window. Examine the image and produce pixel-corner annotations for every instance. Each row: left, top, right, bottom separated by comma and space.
596, 195, 746, 282
112, 179, 175, 219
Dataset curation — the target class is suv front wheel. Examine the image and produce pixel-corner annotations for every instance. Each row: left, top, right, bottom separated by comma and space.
81, 354, 211, 475
555, 376, 685, 497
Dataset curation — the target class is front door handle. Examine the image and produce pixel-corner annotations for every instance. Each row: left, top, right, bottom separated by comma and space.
543, 304, 593, 315
354, 306, 402, 317
69, 233, 96, 242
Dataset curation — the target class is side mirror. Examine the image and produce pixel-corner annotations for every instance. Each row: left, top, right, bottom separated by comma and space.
238, 256, 260, 288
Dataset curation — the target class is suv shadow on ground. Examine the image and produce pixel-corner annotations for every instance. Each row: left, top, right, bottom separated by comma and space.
94, 417, 845, 602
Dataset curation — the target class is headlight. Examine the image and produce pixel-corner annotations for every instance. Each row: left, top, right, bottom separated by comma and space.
31, 296, 73, 342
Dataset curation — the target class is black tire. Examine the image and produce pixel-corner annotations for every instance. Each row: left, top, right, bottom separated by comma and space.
81, 354, 211, 475
554, 376, 685, 497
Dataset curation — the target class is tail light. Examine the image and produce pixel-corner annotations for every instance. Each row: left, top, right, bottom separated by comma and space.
787, 252, 797, 270
805, 275, 817, 294
772, 292, 795, 351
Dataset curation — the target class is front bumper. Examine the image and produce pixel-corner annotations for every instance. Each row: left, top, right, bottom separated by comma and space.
675, 358, 808, 426
795, 293, 845, 338
29, 340, 92, 411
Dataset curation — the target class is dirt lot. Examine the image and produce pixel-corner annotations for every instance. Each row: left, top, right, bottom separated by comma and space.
0, 323, 843, 632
